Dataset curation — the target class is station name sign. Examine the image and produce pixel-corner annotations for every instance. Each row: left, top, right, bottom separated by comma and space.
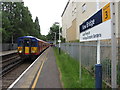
80, 9, 102, 33
80, 3, 111, 42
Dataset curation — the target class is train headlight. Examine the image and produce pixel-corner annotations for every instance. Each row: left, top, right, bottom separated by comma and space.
19, 51, 22, 53
31, 50, 35, 53
18, 47, 22, 53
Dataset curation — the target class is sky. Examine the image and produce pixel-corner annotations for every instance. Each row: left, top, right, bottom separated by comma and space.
23, 0, 68, 35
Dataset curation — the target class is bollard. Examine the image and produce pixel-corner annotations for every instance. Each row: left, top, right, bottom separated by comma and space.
95, 64, 102, 89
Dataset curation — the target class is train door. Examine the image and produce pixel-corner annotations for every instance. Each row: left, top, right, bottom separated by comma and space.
23, 38, 31, 55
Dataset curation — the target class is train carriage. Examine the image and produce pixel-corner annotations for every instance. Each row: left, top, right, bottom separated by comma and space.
17, 36, 49, 59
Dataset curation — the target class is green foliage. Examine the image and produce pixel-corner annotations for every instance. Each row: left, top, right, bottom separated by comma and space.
46, 23, 59, 41
40, 35, 47, 41
34, 16, 41, 35
1, 28, 9, 43
91, 65, 95, 74
117, 62, 120, 86
46, 23, 65, 43
53, 47, 95, 88
2, 2, 42, 43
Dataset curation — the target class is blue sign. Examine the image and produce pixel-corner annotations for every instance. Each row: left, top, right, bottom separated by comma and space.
80, 9, 102, 33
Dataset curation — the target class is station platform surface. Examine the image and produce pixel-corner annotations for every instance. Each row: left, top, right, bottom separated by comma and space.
0, 50, 17, 56
9, 47, 62, 88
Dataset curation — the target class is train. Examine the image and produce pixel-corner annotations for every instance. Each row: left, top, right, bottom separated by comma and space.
17, 36, 50, 59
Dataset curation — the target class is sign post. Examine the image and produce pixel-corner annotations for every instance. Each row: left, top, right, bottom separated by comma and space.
79, 2, 113, 88
95, 2, 102, 89
95, 40, 102, 88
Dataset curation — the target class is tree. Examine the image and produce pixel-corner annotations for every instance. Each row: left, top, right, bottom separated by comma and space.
46, 23, 59, 41
1, 28, 9, 43
34, 16, 41, 35
46, 23, 65, 43
2, 2, 42, 43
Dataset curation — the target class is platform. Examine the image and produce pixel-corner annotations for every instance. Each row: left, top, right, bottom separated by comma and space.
8, 47, 61, 89
0, 50, 17, 57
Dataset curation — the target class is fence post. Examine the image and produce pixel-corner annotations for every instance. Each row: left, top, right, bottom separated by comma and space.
79, 43, 82, 85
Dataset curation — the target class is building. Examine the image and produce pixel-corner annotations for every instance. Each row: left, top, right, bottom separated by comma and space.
61, 0, 120, 42
61, 0, 77, 42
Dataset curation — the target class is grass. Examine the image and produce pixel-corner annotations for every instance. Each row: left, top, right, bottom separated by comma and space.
53, 47, 95, 88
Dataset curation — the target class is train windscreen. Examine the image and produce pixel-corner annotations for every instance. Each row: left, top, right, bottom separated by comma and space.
18, 40, 23, 46
24, 39, 30, 47
31, 41, 37, 47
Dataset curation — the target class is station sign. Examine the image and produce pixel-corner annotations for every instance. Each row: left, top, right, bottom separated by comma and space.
80, 3, 111, 42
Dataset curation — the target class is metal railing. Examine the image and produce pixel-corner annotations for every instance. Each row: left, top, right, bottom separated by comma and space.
60, 40, 120, 87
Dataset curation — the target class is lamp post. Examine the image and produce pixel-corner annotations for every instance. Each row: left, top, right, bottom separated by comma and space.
53, 32, 56, 46
55, 22, 61, 54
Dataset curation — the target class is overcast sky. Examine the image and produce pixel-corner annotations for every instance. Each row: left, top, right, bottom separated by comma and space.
23, 0, 68, 35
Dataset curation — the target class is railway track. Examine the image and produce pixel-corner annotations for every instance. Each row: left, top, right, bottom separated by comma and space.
1, 48, 47, 89
1, 53, 35, 89
2, 61, 31, 89
0, 53, 22, 76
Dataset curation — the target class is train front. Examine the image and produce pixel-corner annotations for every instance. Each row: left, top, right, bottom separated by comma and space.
17, 36, 38, 59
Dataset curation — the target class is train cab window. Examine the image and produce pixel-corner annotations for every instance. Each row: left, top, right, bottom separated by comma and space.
31, 41, 37, 47
18, 40, 23, 46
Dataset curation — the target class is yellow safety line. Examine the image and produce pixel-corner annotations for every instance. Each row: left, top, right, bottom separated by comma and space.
31, 52, 48, 89
31, 59, 45, 89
